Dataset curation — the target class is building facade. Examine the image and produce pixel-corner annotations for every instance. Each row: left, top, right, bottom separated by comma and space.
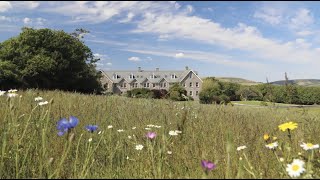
100, 66, 203, 100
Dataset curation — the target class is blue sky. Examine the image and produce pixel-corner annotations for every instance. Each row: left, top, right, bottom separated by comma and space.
1, 1, 320, 82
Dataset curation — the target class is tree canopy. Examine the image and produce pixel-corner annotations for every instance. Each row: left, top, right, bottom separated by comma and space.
0, 27, 102, 93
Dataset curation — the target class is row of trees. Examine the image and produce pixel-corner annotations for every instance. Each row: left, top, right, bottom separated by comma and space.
199, 76, 320, 105
0, 27, 102, 93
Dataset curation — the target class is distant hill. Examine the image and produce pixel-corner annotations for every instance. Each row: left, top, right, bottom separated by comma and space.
270, 79, 320, 87
214, 77, 262, 85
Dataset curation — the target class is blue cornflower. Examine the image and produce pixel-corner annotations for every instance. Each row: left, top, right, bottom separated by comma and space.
57, 116, 79, 136
86, 125, 98, 133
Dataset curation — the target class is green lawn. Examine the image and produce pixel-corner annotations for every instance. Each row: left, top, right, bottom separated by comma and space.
232, 100, 300, 106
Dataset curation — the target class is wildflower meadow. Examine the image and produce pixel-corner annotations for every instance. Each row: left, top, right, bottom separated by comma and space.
0, 89, 319, 179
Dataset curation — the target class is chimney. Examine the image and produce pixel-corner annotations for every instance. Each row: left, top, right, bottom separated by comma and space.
156, 67, 159, 71
138, 67, 142, 72
185, 66, 189, 70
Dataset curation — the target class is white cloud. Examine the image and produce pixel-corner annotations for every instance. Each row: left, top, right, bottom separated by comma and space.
175, 52, 184, 58
186, 5, 194, 14
133, 11, 320, 65
119, 12, 135, 23
290, 8, 314, 30
0, 16, 12, 22
158, 34, 170, 41
106, 62, 112, 66
253, 6, 283, 25
23, 17, 31, 24
296, 30, 314, 36
128, 56, 141, 61
0, 1, 12, 12
122, 48, 266, 70
11, 1, 40, 9
42, 1, 178, 24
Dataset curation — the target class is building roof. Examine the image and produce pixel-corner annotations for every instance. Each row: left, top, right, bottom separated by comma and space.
101, 67, 200, 83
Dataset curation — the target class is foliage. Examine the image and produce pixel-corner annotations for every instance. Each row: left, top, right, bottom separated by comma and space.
127, 88, 153, 99
0, 27, 102, 93
199, 77, 240, 104
168, 83, 188, 101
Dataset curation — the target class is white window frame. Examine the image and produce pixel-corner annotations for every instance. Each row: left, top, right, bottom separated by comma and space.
189, 91, 193, 96
189, 82, 192, 87
196, 82, 199, 87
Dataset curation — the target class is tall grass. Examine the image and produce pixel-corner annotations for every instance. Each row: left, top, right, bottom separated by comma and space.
0, 89, 319, 178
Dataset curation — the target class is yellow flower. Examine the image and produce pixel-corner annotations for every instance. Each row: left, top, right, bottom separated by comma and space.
264, 134, 270, 141
273, 136, 277, 140
278, 122, 298, 131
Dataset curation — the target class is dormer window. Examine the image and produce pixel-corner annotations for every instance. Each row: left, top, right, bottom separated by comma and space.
112, 73, 117, 79
129, 74, 135, 79
171, 73, 177, 79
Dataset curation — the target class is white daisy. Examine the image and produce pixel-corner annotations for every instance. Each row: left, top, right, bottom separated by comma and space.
300, 142, 319, 151
155, 125, 162, 128
132, 127, 136, 130
147, 124, 155, 127
107, 125, 113, 129
128, 136, 132, 139
88, 138, 93, 142
265, 142, 278, 150
135, 144, 144, 150
117, 129, 124, 132
167, 151, 172, 155
145, 128, 151, 130
7, 93, 17, 98
38, 101, 48, 106
237, 145, 247, 151
34, 96, 43, 101
169, 131, 178, 136
0, 91, 6, 96
175, 130, 182, 134
8, 89, 17, 93
286, 159, 305, 178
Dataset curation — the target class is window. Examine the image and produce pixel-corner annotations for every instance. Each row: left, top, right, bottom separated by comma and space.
144, 83, 147, 88
153, 83, 156, 88
183, 83, 186, 87
160, 83, 163, 88
147, 83, 150, 88
163, 83, 167, 87
189, 91, 193, 96
129, 74, 135, 79
124, 83, 126, 88
196, 91, 198, 96
189, 73, 192, 78
113, 74, 117, 79
189, 82, 192, 87
104, 83, 109, 89
196, 82, 199, 87
134, 83, 138, 88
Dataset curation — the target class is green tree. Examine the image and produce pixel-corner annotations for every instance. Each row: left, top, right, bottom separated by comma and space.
168, 83, 187, 101
0, 27, 102, 93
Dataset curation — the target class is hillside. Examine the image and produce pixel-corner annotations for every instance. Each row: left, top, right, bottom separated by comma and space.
270, 79, 320, 87
214, 77, 262, 85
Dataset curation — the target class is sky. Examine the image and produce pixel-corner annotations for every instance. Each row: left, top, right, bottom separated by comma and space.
1, 1, 320, 82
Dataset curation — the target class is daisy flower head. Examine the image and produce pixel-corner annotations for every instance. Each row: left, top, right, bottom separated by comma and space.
169, 130, 178, 136
265, 141, 278, 150
300, 142, 319, 151
286, 159, 305, 178
278, 122, 298, 131
135, 144, 144, 151
38, 101, 48, 106
34, 96, 43, 101
107, 125, 113, 129
237, 145, 247, 151
263, 133, 270, 141
0, 90, 6, 96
